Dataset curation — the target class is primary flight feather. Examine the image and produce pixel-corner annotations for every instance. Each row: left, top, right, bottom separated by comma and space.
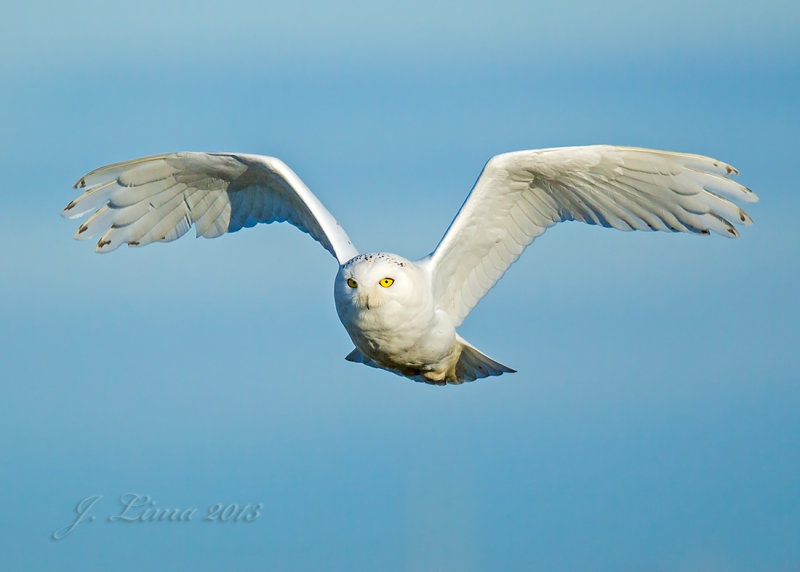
62, 145, 757, 385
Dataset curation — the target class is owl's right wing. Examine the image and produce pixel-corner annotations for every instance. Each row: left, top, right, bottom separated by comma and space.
62, 152, 359, 264
424, 145, 758, 327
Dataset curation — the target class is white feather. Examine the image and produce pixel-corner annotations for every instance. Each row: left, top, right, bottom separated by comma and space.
64, 152, 359, 263
426, 145, 758, 327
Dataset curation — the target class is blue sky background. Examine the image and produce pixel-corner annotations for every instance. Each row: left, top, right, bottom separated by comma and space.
2, 1, 798, 570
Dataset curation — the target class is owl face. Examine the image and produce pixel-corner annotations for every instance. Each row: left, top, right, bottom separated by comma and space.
334, 253, 424, 320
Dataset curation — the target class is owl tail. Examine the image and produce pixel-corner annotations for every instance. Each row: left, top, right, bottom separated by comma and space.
453, 335, 515, 384
344, 337, 515, 385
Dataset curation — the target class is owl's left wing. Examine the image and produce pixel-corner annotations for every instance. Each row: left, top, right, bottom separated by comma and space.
424, 145, 758, 327
62, 152, 359, 264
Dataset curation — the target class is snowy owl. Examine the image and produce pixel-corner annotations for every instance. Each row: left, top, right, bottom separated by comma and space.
62, 146, 757, 385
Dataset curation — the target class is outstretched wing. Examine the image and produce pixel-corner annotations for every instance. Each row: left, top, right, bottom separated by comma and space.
425, 145, 758, 327
62, 152, 359, 264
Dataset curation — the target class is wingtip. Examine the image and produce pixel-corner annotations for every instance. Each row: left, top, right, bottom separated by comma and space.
72, 223, 89, 239
738, 208, 754, 226
94, 235, 116, 252
743, 187, 759, 202
61, 200, 78, 218
713, 161, 739, 176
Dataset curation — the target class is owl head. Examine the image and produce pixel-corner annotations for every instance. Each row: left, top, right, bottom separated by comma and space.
334, 252, 427, 321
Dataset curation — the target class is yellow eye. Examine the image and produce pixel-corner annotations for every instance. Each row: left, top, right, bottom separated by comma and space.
347, 278, 358, 288
379, 277, 394, 288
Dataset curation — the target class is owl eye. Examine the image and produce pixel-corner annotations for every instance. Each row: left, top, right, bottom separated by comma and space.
347, 278, 358, 288
379, 277, 394, 288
